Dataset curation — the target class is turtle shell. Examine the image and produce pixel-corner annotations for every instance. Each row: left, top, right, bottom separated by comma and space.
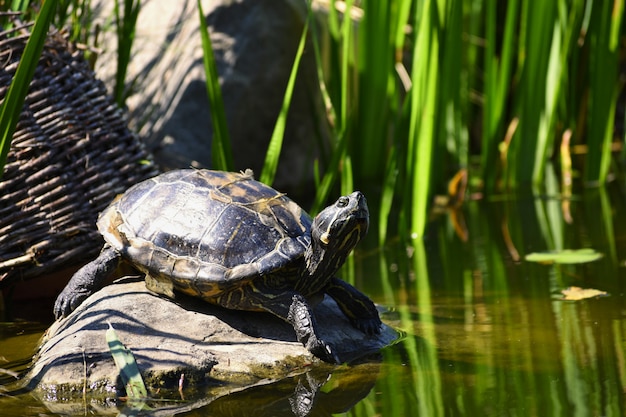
97, 169, 313, 298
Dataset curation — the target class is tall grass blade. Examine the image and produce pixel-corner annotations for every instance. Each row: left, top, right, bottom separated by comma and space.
323, 0, 344, 130
197, 0, 233, 172
505, 2, 555, 188
408, 0, 441, 238
311, 132, 348, 213
481, 0, 518, 191
2, 0, 31, 24
352, 0, 391, 181
260, 18, 309, 186
113, 0, 141, 108
341, 154, 355, 284
0, 0, 56, 180
437, 0, 468, 188
583, 0, 623, 184
338, 0, 353, 134
392, 0, 412, 58
309, 0, 353, 213
307, 3, 337, 151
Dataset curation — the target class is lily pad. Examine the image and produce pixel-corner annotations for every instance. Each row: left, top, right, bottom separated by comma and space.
561, 286, 608, 301
525, 249, 603, 265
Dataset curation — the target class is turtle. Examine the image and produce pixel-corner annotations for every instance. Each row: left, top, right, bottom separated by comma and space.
54, 169, 382, 363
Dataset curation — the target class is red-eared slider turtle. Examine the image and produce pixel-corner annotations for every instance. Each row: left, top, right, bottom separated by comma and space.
54, 169, 381, 362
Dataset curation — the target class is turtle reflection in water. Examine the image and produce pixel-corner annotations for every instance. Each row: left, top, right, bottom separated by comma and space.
54, 169, 382, 363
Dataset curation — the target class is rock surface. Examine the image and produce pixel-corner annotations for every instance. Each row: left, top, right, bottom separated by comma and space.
29, 278, 397, 403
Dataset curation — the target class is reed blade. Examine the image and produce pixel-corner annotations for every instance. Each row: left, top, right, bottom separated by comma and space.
197, 0, 233, 172
0, 0, 56, 180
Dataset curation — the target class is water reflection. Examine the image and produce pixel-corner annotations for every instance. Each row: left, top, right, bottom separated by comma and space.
0, 360, 380, 416
2, 186, 626, 416
378, 293, 625, 416
365, 185, 626, 416
190, 365, 379, 417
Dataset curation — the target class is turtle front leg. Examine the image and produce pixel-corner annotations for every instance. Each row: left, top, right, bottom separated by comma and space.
53, 244, 121, 319
287, 294, 341, 363
325, 277, 382, 335
262, 292, 340, 363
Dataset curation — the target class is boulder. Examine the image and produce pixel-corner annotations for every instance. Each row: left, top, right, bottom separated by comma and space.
92, 0, 327, 194
28, 277, 397, 410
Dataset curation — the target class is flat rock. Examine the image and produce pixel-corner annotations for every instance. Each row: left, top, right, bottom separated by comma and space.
28, 278, 397, 402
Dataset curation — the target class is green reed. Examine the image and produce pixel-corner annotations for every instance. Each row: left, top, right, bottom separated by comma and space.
1, 0, 623, 242
584, 0, 624, 183
112, 0, 140, 108
197, 0, 233, 171
259, 15, 310, 186
303, 0, 624, 240
0, 0, 56, 181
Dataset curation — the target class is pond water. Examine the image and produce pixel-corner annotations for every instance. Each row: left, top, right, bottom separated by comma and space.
1, 185, 625, 416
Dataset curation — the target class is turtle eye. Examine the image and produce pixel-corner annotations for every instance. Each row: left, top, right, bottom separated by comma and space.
337, 196, 349, 208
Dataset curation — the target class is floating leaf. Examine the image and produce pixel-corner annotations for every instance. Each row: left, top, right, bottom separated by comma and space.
106, 322, 148, 400
525, 249, 603, 264
561, 286, 608, 301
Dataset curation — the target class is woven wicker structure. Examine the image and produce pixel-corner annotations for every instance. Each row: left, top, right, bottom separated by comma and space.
0, 25, 159, 287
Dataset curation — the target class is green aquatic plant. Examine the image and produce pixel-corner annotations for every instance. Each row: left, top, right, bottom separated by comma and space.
0, 0, 56, 181
197, 0, 233, 172
106, 322, 148, 400
525, 248, 604, 264
301, 0, 625, 239
259, 14, 310, 186
113, 0, 141, 108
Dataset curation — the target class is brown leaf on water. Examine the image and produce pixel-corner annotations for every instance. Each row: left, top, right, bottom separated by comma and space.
561, 286, 608, 301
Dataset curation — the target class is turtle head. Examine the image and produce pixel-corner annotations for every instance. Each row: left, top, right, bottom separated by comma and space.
307, 192, 369, 276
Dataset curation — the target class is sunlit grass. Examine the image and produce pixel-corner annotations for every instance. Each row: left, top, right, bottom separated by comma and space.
197, 0, 233, 171
307, 0, 624, 240
259, 13, 311, 186
112, 0, 140, 108
0, 1, 57, 181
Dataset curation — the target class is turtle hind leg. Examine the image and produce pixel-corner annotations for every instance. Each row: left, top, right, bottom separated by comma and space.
144, 273, 176, 299
262, 292, 340, 364
324, 277, 382, 335
53, 244, 121, 319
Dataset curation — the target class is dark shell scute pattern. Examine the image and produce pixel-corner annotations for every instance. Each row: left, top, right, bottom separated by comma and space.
100, 170, 313, 287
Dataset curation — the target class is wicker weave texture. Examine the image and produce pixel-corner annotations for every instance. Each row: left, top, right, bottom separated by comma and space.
0, 27, 159, 286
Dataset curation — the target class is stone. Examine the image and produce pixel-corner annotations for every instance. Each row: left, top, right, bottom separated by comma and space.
92, 0, 328, 194
28, 277, 397, 404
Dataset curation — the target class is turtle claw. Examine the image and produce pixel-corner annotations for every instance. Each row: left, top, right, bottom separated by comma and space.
308, 337, 341, 364
353, 316, 383, 336
54, 288, 90, 320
